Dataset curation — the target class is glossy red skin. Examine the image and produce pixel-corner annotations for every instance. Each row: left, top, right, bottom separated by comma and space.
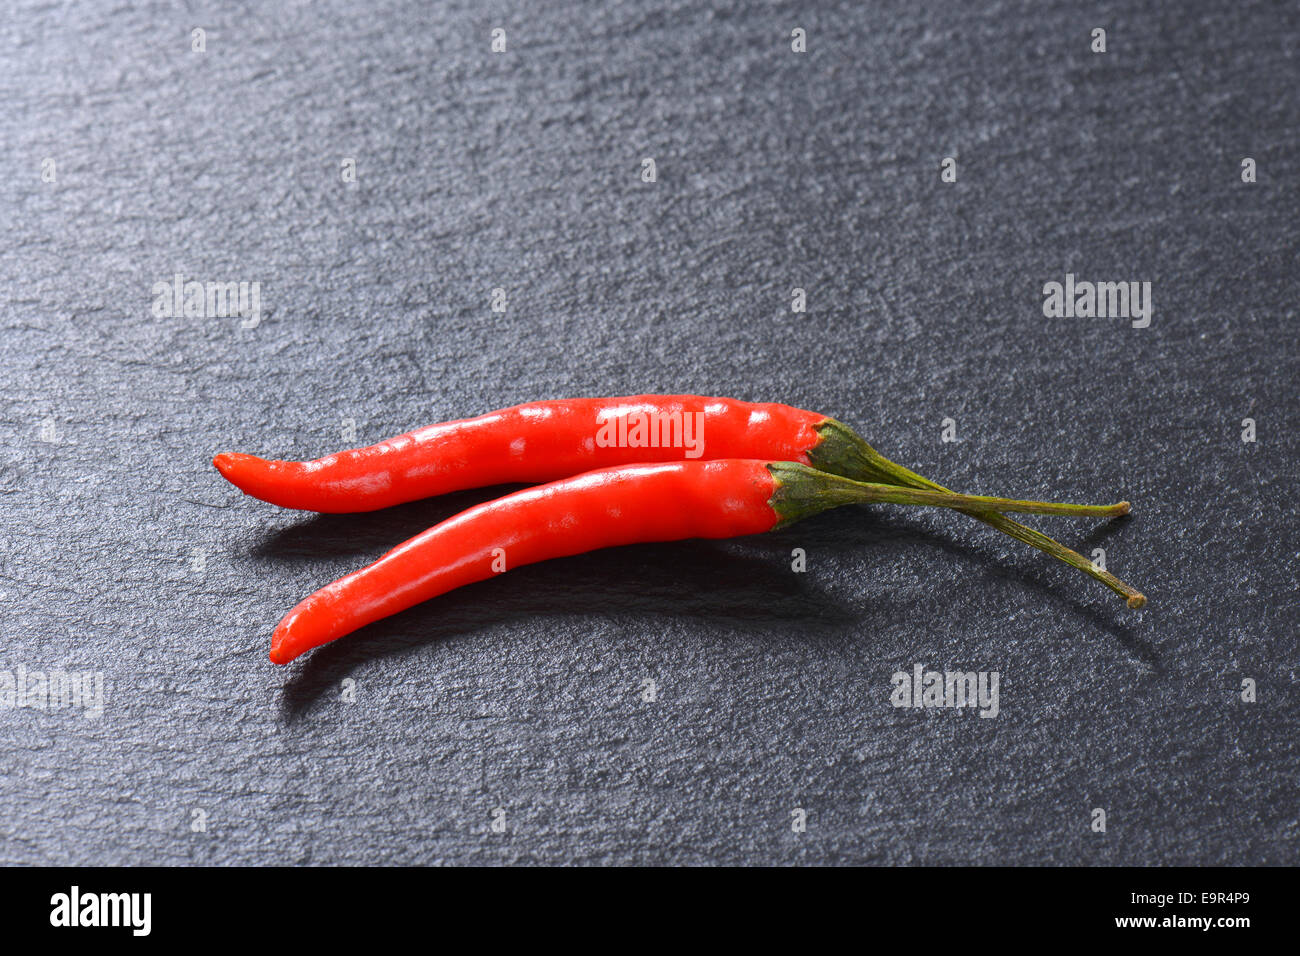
269, 459, 778, 664
216, 395, 823, 513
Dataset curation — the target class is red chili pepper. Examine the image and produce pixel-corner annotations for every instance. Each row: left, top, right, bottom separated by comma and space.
216, 394, 1146, 609
268, 460, 1134, 665
214, 395, 824, 513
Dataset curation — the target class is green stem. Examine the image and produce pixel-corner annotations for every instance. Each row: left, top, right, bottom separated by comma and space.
805, 420, 1147, 609
769, 462, 1126, 519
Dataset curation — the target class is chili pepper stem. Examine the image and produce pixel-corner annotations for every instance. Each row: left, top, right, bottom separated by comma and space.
769, 462, 1130, 522
985, 517, 1147, 608
808, 420, 1146, 608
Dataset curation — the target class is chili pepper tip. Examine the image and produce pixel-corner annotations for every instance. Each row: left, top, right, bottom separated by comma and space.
212, 452, 246, 477
269, 617, 303, 665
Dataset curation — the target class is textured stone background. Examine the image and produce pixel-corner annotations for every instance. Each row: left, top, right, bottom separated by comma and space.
1, 0, 1296, 865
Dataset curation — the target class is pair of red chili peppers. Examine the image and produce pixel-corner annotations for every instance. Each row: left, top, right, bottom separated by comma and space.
213, 395, 1143, 665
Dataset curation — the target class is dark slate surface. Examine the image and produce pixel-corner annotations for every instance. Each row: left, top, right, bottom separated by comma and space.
1, 0, 1296, 866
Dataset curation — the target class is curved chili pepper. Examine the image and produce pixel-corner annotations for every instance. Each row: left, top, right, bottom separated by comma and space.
215, 396, 824, 513
215, 395, 1146, 608
269, 460, 1131, 665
